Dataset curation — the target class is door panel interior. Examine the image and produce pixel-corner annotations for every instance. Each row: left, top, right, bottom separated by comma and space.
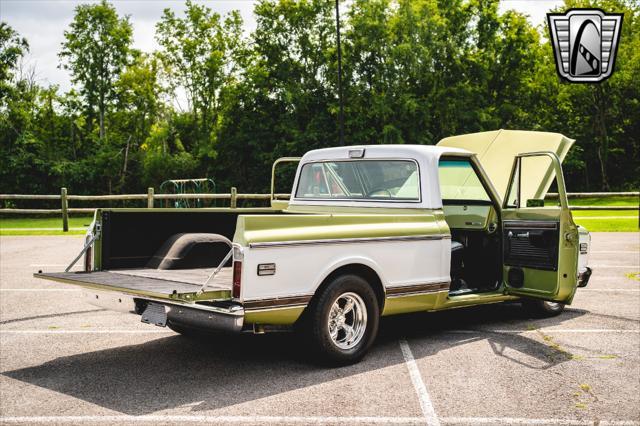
503, 220, 559, 271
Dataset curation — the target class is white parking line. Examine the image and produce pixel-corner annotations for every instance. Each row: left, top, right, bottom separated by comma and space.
0, 330, 173, 334
449, 329, 640, 334
442, 417, 639, 425
591, 265, 640, 268
29, 264, 68, 267
0, 288, 80, 292
592, 276, 639, 279
591, 251, 639, 254
0, 416, 425, 424
1, 328, 638, 335
0, 416, 636, 425
579, 288, 639, 292
399, 339, 440, 426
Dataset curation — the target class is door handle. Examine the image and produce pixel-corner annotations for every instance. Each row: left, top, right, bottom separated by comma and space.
508, 231, 529, 239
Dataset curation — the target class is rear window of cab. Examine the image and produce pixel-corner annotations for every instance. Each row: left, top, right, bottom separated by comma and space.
295, 160, 420, 201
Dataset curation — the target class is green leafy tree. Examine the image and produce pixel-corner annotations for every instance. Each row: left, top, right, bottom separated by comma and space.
0, 22, 29, 103
156, 0, 245, 164
538, 0, 639, 190
1, 0, 638, 196
112, 54, 164, 190
214, 0, 337, 192
141, 120, 198, 187
59, 0, 133, 140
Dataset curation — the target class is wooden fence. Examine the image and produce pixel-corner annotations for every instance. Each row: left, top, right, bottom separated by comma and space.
0, 189, 637, 232
0, 187, 290, 231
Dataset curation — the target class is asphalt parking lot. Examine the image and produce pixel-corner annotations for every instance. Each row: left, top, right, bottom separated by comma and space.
0, 233, 638, 425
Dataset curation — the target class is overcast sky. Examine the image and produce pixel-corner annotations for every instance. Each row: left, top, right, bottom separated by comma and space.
1, 0, 563, 92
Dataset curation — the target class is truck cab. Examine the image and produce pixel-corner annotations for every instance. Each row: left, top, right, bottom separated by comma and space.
36, 130, 591, 365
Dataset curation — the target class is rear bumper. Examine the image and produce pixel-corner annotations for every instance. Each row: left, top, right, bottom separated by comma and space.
578, 267, 592, 288
83, 289, 244, 333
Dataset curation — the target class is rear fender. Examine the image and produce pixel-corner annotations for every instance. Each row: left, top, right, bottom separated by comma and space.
311, 256, 388, 299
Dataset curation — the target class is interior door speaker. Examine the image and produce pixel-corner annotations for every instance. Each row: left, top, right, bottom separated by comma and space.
508, 267, 524, 288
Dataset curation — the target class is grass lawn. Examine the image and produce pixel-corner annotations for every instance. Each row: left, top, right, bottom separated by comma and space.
568, 196, 639, 206
569, 196, 638, 232
0, 196, 638, 234
572, 215, 638, 232
0, 215, 92, 236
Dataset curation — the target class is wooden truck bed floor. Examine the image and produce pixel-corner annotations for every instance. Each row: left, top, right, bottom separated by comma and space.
35, 267, 232, 297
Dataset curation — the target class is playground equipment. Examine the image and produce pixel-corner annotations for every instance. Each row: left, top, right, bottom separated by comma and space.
159, 178, 217, 208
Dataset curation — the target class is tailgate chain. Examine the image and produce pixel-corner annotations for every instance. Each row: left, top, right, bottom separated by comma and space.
198, 239, 233, 296
65, 225, 100, 272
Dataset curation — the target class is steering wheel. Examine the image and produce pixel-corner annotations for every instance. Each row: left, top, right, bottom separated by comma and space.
365, 188, 393, 198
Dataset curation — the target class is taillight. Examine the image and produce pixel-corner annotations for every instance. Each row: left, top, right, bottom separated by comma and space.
232, 260, 242, 298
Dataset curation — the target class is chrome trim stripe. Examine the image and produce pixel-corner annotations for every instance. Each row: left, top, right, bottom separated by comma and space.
244, 303, 309, 313
386, 281, 450, 297
82, 289, 244, 316
249, 234, 449, 249
503, 220, 559, 230
386, 289, 449, 298
243, 295, 313, 310
243, 281, 451, 310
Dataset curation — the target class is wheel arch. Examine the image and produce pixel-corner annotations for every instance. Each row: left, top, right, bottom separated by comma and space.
308, 262, 386, 314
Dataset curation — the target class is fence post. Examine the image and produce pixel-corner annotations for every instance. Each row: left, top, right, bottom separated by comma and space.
147, 187, 154, 208
61, 187, 69, 232
230, 187, 237, 209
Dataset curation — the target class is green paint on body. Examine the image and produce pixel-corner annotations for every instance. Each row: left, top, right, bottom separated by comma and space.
381, 292, 445, 316
244, 307, 305, 325
235, 210, 448, 246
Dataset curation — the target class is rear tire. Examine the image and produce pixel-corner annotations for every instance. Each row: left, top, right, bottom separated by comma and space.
306, 274, 380, 366
522, 299, 565, 317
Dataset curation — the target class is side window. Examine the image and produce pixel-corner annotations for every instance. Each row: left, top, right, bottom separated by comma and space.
505, 156, 561, 208
505, 159, 520, 208
296, 163, 329, 197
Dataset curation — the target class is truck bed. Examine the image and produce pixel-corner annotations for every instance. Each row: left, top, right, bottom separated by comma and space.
35, 267, 232, 299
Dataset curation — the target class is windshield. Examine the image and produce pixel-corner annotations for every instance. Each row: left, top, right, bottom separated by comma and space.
295, 160, 420, 201
438, 159, 490, 202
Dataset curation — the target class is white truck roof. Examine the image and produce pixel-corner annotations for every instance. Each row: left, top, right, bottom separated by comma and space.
290, 145, 473, 209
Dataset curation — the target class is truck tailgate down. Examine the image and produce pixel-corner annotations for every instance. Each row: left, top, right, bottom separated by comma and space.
34, 269, 232, 300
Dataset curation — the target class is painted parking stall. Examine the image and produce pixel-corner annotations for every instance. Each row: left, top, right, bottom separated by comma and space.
0, 234, 638, 425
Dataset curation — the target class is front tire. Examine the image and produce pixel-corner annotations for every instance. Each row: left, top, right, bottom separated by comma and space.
522, 299, 565, 317
306, 274, 380, 365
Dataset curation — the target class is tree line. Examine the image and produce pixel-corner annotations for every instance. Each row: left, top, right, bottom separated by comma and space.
1, 0, 638, 197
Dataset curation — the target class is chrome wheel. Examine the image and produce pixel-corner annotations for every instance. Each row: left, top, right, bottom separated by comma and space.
544, 301, 562, 310
328, 292, 367, 350
522, 299, 565, 318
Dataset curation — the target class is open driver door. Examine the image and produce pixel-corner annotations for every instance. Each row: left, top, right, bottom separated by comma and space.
501, 152, 580, 304
501, 152, 579, 304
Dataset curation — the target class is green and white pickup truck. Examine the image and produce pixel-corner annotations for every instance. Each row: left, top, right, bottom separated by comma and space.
37, 129, 592, 364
